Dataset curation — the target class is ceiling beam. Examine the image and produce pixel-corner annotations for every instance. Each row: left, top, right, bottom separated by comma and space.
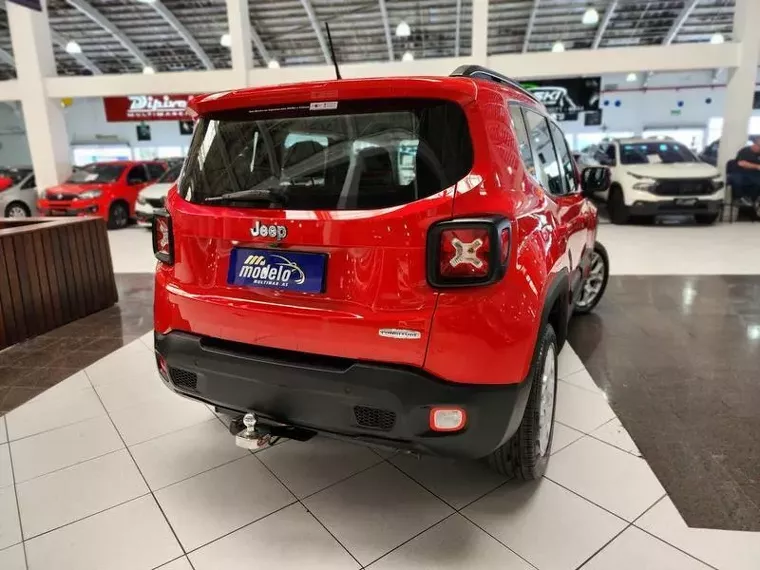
148, 0, 214, 69
298, 0, 331, 64
0, 47, 14, 68
378, 0, 393, 61
66, 0, 153, 70
663, 0, 701, 45
454, 0, 463, 57
592, 0, 618, 49
522, 0, 540, 53
250, 24, 273, 64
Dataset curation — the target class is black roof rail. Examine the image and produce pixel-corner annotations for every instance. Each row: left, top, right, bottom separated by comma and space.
450, 65, 542, 105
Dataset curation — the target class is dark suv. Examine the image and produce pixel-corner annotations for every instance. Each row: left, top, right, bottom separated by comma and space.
152, 66, 611, 479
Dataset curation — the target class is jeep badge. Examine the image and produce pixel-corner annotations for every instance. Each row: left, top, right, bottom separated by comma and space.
251, 220, 287, 240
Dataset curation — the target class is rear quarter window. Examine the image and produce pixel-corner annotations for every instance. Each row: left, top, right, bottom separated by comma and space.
178, 98, 473, 210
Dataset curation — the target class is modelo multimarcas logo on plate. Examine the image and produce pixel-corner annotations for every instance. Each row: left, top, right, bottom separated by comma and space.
103, 94, 196, 122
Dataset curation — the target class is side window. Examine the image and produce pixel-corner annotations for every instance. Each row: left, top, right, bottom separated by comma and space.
523, 109, 564, 195
21, 175, 36, 189
549, 122, 577, 194
126, 165, 148, 185
146, 163, 165, 180
508, 105, 534, 173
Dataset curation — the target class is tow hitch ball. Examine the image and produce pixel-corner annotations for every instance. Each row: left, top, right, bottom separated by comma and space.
233, 413, 271, 450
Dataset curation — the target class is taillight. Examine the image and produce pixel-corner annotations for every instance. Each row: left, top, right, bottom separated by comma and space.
152, 210, 174, 265
427, 218, 510, 287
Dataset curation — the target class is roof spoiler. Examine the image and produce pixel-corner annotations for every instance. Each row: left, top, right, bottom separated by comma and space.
450, 65, 542, 106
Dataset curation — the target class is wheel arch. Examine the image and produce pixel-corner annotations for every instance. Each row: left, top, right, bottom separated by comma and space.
4, 200, 31, 217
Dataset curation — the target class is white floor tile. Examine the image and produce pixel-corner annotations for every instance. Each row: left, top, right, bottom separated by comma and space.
108, 394, 214, 446
139, 330, 155, 349
16, 449, 148, 538
33, 371, 91, 397
130, 418, 248, 490
0, 418, 7, 444
560, 369, 602, 394
25, 495, 182, 570
368, 514, 532, 570
10, 416, 123, 483
546, 436, 664, 522
190, 503, 359, 570
94, 369, 173, 414
85, 342, 156, 389
558, 346, 584, 377
590, 418, 641, 456
156, 557, 193, 570
258, 436, 383, 499
636, 497, 760, 570
0, 445, 12, 488
390, 454, 507, 509
551, 422, 584, 455
0, 486, 21, 550
5, 383, 105, 441
156, 455, 294, 551
464, 479, 627, 570
554, 381, 616, 434
0, 543, 25, 570
304, 462, 453, 566
582, 525, 711, 570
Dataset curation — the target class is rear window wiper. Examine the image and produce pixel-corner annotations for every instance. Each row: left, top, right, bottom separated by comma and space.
203, 185, 288, 205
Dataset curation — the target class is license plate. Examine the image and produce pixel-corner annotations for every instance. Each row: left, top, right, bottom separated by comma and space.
675, 198, 698, 206
228, 248, 327, 293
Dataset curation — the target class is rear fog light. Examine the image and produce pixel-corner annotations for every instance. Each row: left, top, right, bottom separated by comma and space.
430, 407, 467, 432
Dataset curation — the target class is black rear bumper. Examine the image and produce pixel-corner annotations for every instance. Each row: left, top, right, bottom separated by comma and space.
154, 331, 532, 459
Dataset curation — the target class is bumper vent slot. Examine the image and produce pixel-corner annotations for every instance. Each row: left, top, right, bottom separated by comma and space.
170, 367, 198, 392
354, 406, 396, 432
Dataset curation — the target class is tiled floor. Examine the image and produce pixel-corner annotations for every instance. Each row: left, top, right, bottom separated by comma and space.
1, 333, 758, 570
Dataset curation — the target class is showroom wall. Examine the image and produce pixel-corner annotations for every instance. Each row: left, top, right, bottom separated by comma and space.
0, 70, 758, 166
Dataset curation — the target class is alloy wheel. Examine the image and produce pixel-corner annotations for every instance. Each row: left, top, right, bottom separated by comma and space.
537, 343, 556, 456
6, 205, 28, 218
577, 251, 606, 309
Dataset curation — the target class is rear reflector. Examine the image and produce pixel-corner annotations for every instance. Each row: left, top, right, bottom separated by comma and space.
430, 407, 467, 432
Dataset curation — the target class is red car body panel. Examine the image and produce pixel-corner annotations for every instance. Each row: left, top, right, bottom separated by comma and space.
37, 160, 166, 221
154, 76, 597, 387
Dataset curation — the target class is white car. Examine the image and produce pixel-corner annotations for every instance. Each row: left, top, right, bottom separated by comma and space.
135, 163, 182, 226
586, 138, 724, 224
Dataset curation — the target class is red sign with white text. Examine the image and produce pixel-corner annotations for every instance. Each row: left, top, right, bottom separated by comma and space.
103, 94, 195, 122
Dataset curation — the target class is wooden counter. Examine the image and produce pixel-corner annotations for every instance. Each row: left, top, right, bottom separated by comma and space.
0, 217, 118, 350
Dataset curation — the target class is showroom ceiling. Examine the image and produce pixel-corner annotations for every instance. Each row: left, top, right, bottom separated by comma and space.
0, 0, 736, 80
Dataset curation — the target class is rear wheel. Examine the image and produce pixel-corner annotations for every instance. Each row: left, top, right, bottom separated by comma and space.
107, 202, 129, 230
4, 202, 30, 218
574, 243, 609, 314
608, 186, 630, 225
695, 213, 719, 225
487, 324, 557, 480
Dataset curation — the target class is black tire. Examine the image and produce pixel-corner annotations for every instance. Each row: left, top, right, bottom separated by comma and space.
608, 186, 630, 225
487, 324, 558, 480
107, 201, 129, 230
752, 198, 760, 221
4, 201, 31, 218
574, 242, 609, 315
694, 213, 719, 225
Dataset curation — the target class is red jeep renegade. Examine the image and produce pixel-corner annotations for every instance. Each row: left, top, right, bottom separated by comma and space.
152, 66, 611, 479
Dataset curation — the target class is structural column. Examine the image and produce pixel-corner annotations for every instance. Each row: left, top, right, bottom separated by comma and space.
7, 0, 71, 190
472, 0, 489, 64
225, 0, 253, 87
716, 0, 760, 174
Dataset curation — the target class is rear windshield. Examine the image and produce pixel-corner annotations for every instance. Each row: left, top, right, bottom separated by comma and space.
178, 98, 473, 210
620, 142, 697, 165
67, 163, 125, 183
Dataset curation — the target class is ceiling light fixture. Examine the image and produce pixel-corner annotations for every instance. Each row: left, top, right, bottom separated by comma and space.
268, 59, 280, 69
65, 40, 82, 55
551, 41, 565, 53
135, 0, 156, 4
710, 33, 725, 44
220, 33, 231, 47
582, 8, 599, 25
396, 21, 411, 38
142, 66, 155, 74
626, 72, 637, 82
402, 50, 414, 62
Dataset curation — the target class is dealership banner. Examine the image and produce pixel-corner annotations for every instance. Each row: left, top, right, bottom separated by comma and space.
521, 77, 601, 122
103, 94, 195, 122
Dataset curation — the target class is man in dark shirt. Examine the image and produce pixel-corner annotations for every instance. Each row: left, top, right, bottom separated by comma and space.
732, 137, 760, 209
736, 136, 760, 172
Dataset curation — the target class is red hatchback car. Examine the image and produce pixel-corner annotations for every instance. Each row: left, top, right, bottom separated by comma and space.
152, 66, 611, 479
38, 160, 167, 229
